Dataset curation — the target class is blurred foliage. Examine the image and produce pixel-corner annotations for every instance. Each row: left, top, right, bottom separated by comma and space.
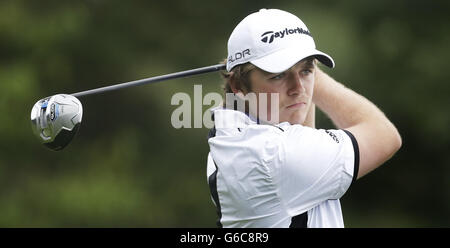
0, 0, 448, 227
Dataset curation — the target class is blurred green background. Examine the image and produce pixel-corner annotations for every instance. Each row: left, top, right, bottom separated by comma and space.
1, 0, 449, 227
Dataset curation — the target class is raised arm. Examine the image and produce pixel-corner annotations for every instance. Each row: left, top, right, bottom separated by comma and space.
313, 67, 402, 179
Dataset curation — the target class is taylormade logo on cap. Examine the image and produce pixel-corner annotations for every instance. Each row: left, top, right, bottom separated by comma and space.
260, 27, 312, 44
226, 9, 334, 73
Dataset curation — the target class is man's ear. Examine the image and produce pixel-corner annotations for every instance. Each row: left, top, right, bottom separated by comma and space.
228, 72, 242, 94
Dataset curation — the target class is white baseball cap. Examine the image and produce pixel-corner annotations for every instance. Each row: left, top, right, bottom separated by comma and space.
226, 9, 335, 73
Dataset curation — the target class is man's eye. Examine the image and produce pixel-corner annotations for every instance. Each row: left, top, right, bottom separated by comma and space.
270, 73, 285, 80
301, 69, 312, 76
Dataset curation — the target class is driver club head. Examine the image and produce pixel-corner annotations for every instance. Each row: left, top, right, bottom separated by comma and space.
31, 94, 83, 151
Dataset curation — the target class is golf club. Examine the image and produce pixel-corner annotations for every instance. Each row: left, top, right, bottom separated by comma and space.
31, 63, 226, 151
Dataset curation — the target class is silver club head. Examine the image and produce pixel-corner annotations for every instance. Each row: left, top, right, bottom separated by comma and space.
31, 94, 83, 151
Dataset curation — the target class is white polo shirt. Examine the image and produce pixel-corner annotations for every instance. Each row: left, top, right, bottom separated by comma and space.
206, 108, 359, 228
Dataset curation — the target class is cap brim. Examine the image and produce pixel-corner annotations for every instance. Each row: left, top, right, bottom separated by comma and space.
250, 46, 335, 73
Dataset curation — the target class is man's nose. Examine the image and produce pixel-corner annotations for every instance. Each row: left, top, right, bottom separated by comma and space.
287, 73, 305, 96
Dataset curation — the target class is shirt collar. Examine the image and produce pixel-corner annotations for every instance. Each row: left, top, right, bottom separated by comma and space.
211, 107, 258, 129
211, 107, 295, 130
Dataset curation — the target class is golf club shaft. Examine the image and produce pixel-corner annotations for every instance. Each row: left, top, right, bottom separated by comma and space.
71, 63, 226, 98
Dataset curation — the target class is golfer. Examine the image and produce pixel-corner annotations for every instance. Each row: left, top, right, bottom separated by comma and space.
206, 9, 402, 228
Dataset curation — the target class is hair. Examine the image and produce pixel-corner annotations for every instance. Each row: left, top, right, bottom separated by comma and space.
220, 59, 256, 96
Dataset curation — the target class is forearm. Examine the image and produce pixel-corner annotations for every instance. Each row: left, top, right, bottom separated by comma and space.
313, 68, 384, 129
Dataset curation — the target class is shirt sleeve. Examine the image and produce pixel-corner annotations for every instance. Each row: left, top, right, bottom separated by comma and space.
275, 126, 359, 216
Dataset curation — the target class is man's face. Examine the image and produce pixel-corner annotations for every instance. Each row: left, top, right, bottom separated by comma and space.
248, 59, 315, 125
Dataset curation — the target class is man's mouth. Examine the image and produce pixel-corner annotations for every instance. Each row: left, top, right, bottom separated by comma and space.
286, 102, 307, 109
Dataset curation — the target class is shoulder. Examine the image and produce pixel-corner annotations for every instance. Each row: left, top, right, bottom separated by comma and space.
279, 124, 350, 146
